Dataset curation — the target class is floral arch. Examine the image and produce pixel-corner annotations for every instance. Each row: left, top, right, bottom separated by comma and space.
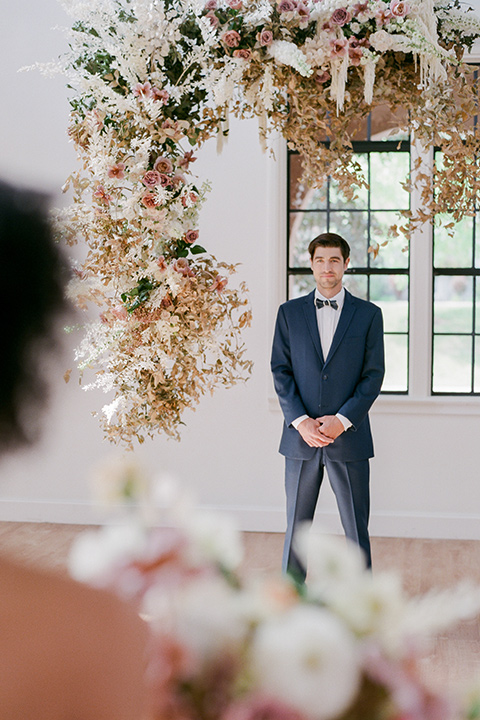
58, 0, 480, 447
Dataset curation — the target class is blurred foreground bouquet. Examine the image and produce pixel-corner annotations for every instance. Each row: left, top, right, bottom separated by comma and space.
70, 459, 480, 720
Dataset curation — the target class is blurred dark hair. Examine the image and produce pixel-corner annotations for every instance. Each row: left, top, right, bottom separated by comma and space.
0, 180, 67, 452
308, 233, 350, 262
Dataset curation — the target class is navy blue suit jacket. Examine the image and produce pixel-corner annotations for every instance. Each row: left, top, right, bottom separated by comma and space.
271, 289, 385, 462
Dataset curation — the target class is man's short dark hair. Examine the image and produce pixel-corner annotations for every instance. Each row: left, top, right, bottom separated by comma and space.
308, 233, 350, 262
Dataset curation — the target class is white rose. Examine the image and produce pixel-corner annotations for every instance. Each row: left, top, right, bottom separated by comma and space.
252, 605, 361, 720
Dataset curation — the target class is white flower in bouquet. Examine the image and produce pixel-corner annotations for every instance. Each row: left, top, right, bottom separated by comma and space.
182, 510, 244, 572
252, 605, 361, 720
145, 574, 249, 662
68, 523, 145, 585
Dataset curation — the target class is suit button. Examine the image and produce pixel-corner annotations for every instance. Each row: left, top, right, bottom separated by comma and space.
323, 374, 328, 380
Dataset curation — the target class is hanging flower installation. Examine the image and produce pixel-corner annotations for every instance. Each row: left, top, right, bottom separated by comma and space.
58, 0, 480, 446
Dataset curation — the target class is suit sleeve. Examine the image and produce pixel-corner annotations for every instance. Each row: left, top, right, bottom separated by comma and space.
270, 305, 308, 427
337, 306, 385, 430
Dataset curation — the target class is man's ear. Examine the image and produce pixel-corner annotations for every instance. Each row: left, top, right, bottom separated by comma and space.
344, 257, 350, 270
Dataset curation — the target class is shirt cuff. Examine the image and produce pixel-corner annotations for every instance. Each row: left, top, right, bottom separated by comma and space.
336, 413, 352, 431
291, 414, 309, 429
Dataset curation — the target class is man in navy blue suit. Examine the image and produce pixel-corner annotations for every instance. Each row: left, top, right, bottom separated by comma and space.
271, 232, 385, 580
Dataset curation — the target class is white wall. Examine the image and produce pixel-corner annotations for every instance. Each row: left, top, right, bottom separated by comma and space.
1, 0, 480, 540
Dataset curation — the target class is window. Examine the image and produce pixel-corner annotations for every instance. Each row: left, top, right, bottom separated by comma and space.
287, 108, 410, 393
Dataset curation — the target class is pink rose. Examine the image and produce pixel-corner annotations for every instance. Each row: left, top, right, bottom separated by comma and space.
227, 0, 243, 8
133, 81, 153, 98
171, 174, 186, 189
141, 192, 158, 209
107, 162, 126, 180
181, 191, 198, 208
205, 10, 220, 27
151, 87, 169, 104
142, 170, 162, 188
184, 229, 199, 244
159, 174, 172, 188
330, 7, 351, 25
222, 30, 241, 47
278, 0, 297, 12
154, 156, 174, 174
330, 37, 348, 57
258, 29, 273, 46
233, 48, 252, 60
390, 0, 409, 16
205, 0, 217, 8
297, 3, 310, 20
376, 7, 392, 24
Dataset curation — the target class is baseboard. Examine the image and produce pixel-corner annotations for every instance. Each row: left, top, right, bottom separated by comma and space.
0, 500, 480, 540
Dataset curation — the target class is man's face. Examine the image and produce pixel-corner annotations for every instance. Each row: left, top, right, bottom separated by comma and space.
310, 245, 349, 297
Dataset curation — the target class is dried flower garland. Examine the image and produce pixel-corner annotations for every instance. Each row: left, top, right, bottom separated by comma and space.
57, 0, 480, 445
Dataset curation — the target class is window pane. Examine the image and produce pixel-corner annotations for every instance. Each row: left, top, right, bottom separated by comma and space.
369, 213, 409, 269
433, 335, 473, 393
370, 275, 408, 332
329, 154, 369, 209
343, 274, 368, 299
289, 212, 327, 267
288, 274, 316, 299
434, 215, 473, 268
383, 334, 408, 392
329, 211, 368, 267
370, 153, 409, 210
477, 279, 480, 334
475, 336, 480, 393
289, 155, 328, 210
434, 276, 473, 333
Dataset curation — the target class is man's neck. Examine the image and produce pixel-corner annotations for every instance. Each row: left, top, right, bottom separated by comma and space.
316, 285, 344, 300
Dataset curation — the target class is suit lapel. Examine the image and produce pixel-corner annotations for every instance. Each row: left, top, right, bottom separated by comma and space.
324, 289, 357, 366
302, 291, 324, 364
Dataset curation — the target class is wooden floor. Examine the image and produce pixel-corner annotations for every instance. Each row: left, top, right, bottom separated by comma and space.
1, 523, 480, 697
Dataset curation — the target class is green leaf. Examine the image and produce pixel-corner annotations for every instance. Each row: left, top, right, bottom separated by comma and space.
190, 245, 206, 254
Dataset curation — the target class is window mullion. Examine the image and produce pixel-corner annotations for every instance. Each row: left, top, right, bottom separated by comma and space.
409, 136, 433, 397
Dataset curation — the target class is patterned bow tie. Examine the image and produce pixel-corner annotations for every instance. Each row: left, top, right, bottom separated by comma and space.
316, 298, 338, 310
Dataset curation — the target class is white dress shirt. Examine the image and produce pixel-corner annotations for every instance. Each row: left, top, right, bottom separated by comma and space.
292, 287, 352, 432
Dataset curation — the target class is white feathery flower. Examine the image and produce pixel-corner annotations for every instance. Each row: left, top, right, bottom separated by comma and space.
268, 40, 313, 77
68, 523, 146, 584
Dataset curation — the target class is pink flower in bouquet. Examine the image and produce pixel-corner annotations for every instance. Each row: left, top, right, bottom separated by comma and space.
390, 0, 410, 16
233, 48, 252, 60
331, 7, 352, 25
348, 45, 364, 65
171, 174, 186, 190
376, 6, 392, 24
228, 0, 243, 8
206, 10, 220, 27
133, 81, 153, 99
152, 87, 169, 104
222, 30, 242, 47
111, 306, 129, 320
179, 151, 197, 169
223, 695, 308, 720
157, 256, 168, 272
278, 0, 297, 12
315, 69, 331, 84
174, 258, 195, 277
330, 37, 348, 57
159, 173, 173, 189
297, 4, 311, 23
142, 170, 162, 188
205, 0, 217, 8
211, 275, 228, 293
154, 156, 174, 174
141, 192, 158, 210
107, 162, 126, 180
181, 191, 199, 208
93, 185, 111, 203
184, 229, 199, 244
258, 29, 273, 46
